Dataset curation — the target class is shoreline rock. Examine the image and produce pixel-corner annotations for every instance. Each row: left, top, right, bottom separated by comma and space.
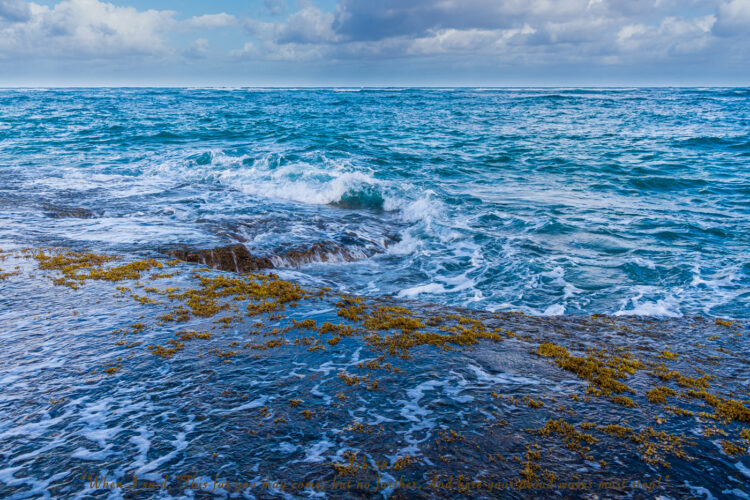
165, 240, 386, 273
165, 244, 274, 273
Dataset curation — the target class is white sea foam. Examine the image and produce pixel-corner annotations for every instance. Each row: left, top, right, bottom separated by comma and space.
543, 303, 566, 315
397, 282, 447, 298
387, 231, 422, 255
300, 439, 334, 463
129, 427, 154, 471
157, 150, 392, 207
209, 396, 267, 415
683, 481, 718, 500
134, 426, 189, 476
400, 380, 445, 423
614, 291, 682, 317
690, 264, 737, 288
722, 489, 749, 499
71, 446, 113, 460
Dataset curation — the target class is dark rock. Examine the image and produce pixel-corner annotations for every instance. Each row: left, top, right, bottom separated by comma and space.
167, 238, 387, 273
42, 203, 96, 218
273, 241, 370, 267
165, 244, 274, 273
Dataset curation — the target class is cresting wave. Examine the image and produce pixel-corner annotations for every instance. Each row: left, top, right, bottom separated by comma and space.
143, 148, 446, 265
153, 149, 434, 215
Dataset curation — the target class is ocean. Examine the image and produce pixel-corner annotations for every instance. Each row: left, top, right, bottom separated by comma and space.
1, 87, 748, 318
1, 88, 749, 499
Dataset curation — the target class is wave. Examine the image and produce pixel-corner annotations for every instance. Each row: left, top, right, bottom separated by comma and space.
148, 151, 393, 209
627, 176, 708, 191
331, 185, 385, 210
676, 136, 747, 148
5, 88, 748, 321
146, 151, 451, 232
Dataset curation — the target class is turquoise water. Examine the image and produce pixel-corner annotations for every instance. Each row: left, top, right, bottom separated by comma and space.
1, 88, 749, 499
1, 87, 748, 318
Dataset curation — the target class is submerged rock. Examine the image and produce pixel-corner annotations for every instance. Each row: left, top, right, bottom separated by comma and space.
165, 244, 274, 273
166, 239, 386, 272
42, 203, 96, 218
271, 241, 379, 267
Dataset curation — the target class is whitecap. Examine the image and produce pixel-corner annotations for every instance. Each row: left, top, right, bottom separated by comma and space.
397, 282, 447, 298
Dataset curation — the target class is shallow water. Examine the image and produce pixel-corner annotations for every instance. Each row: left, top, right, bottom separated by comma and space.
0, 249, 748, 499
1, 88, 748, 318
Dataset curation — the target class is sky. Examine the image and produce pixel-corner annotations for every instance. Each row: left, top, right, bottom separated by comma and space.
0, 0, 749, 86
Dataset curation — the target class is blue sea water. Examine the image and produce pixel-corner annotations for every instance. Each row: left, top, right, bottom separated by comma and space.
1, 87, 748, 319
1, 88, 750, 500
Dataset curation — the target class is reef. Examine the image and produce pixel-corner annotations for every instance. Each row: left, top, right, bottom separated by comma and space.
0, 246, 748, 499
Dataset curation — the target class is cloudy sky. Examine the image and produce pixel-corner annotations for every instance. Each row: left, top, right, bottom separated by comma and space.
1, 0, 748, 86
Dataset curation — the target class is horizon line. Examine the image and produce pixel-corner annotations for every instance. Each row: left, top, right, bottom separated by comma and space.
0, 85, 747, 89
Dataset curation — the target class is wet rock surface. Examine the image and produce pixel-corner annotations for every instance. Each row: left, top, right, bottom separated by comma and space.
41, 203, 97, 219
0, 247, 748, 499
165, 244, 274, 272
166, 238, 393, 272
271, 240, 382, 267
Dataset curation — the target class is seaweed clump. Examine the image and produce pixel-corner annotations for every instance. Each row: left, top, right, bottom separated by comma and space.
685, 390, 750, 424
599, 425, 690, 466
529, 419, 598, 458
535, 342, 642, 405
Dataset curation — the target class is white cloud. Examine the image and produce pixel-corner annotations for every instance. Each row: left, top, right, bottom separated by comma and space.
184, 37, 209, 58
0, 0, 238, 61
276, 6, 336, 43
185, 13, 236, 30
264, 0, 287, 17
617, 15, 716, 58
0, 0, 176, 58
407, 25, 536, 56
234, 0, 748, 69
0, 0, 30, 22
231, 39, 327, 61
713, 0, 750, 35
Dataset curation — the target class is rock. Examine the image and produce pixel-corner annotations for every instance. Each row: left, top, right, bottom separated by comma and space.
165, 244, 274, 273
272, 241, 371, 267
167, 238, 387, 273
42, 203, 96, 218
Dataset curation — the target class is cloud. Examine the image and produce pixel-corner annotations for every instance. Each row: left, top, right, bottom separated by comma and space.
237, 5, 339, 60
616, 15, 716, 59
235, 0, 749, 68
0, 0, 238, 62
264, 0, 287, 17
184, 37, 209, 58
276, 6, 336, 43
244, 6, 336, 44
330, 0, 595, 42
0, 0, 30, 22
185, 13, 236, 30
713, 0, 750, 36
0, 0, 176, 58
1, 0, 748, 84
406, 25, 536, 56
